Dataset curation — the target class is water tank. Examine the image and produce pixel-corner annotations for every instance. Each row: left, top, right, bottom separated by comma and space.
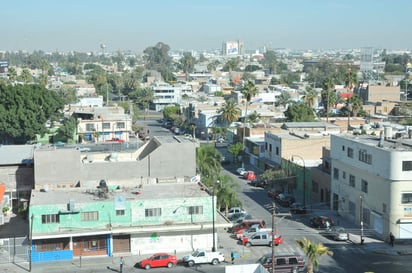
384, 126, 393, 140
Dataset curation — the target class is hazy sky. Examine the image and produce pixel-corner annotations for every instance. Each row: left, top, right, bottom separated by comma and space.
2, 0, 411, 53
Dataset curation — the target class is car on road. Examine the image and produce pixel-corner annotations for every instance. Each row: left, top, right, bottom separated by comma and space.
244, 171, 257, 181
243, 232, 283, 247
230, 213, 253, 224
76, 146, 91, 152
106, 137, 125, 143
310, 215, 334, 229
231, 219, 266, 233
258, 253, 306, 273
276, 193, 296, 207
323, 226, 349, 241
236, 167, 247, 176
290, 202, 306, 214
138, 253, 178, 269
250, 177, 268, 188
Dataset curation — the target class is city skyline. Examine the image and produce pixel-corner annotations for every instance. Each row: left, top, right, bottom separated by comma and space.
2, 0, 411, 53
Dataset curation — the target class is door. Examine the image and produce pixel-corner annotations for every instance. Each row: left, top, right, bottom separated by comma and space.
112, 235, 130, 253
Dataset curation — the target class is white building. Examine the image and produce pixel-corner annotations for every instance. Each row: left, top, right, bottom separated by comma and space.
152, 82, 182, 111
331, 130, 412, 240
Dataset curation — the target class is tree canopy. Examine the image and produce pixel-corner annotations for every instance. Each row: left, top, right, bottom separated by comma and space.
284, 102, 316, 122
0, 84, 63, 144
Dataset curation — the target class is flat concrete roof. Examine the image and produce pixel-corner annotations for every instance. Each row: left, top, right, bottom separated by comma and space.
30, 182, 207, 206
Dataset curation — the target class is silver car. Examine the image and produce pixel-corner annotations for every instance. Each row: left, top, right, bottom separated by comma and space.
325, 226, 349, 241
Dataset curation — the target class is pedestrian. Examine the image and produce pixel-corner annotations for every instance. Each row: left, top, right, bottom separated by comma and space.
120, 256, 125, 273
389, 232, 395, 247
230, 251, 235, 264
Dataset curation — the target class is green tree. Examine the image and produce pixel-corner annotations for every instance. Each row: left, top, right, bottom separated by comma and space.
247, 111, 261, 123
216, 174, 241, 215
228, 142, 243, 163
241, 81, 258, 147
261, 50, 278, 74
55, 116, 77, 143
296, 237, 333, 273
219, 99, 241, 126
302, 87, 318, 109
143, 42, 175, 82
222, 58, 240, 72
129, 87, 154, 119
196, 145, 222, 179
179, 52, 196, 81
276, 91, 292, 108
284, 102, 316, 122
20, 68, 32, 84
0, 84, 63, 144
280, 72, 300, 87
163, 105, 181, 121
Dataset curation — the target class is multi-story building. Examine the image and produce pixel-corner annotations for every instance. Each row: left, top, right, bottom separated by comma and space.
29, 182, 230, 262
330, 130, 412, 240
151, 82, 182, 111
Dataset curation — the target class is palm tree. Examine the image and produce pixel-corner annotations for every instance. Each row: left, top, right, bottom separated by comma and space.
296, 237, 333, 273
276, 91, 291, 108
241, 81, 258, 147
302, 87, 318, 109
215, 174, 240, 215
219, 99, 241, 126
322, 77, 338, 122
196, 145, 222, 179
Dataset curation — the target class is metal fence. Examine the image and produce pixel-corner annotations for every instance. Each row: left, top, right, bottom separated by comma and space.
0, 236, 29, 266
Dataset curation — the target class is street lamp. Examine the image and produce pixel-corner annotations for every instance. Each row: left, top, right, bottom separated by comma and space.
212, 180, 220, 252
292, 155, 306, 206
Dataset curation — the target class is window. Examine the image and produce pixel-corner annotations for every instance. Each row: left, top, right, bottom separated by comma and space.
382, 203, 387, 213
35, 238, 69, 252
359, 149, 372, 164
342, 171, 346, 179
347, 147, 353, 158
81, 211, 99, 221
277, 258, 286, 265
102, 122, 110, 129
333, 168, 339, 179
145, 208, 162, 217
349, 175, 355, 187
289, 257, 298, 265
276, 147, 279, 155
265, 143, 267, 151
401, 193, 412, 204
269, 144, 272, 153
342, 145, 345, 151
116, 122, 125, 129
86, 123, 95, 131
116, 209, 125, 216
41, 214, 59, 224
361, 179, 368, 193
188, 206, 203, 215
402, 161, 412, 171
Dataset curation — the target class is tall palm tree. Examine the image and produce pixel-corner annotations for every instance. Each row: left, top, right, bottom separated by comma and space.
216, 174, 240, 215
196, 145, 222, 179
241, 81, 258, 148
219, 99, 241, 126
322, 77, 337, 122
296, 237, 333, 273
302, 87, 318, 109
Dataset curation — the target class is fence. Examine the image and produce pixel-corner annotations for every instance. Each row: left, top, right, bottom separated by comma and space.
0, 236, 30, 267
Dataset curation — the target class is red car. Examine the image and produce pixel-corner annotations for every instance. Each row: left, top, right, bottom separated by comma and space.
106, 137, 125, 143
244, 171, 256, 181
139, 253, 178, 270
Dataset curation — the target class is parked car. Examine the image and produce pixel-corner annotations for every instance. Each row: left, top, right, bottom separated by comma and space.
139, 253, 178, 269
236, 168, 247, 176
276, 193, 296, 207
268, 189, 282, 199
250, 177, 267, 188
227, 207, 246, 218
324, 226, 349, 241
106, 137, 125, 143
237, 224, 272, 240
182, 249, 225, 267
258, 253, 306, 273
231, 219, 266, 233
243, 232, 283, 247
310, 215, 334, 229
290, 202, 306, 214
244, 171, 257, 181
231, 213, 253, 224
76, 146, 91, 152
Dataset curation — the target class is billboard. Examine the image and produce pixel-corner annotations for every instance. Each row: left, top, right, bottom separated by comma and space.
226, 41, 239, 55
0, 61, 8, 74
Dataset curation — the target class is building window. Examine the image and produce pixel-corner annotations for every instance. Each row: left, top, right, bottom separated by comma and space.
349, 175, 355, 187
145, 208, 162, 217
359, 149, 372, 164
401, 193, 412, 204
102, 122, 110, 129
35, 238, 70, 252
188, 206, 203, 215
312, 181, 319, 193
361, 179, 368, 193
347, 147, 353, 158
269, 144, 272, 153
402, 161, 412, 171
85, 123, 95, 131
275, 147, 279, 155
41, 214, 60, 224
382, 203, 387, 213
81, 211, 99, 221
265, 143, 267, 151
116, 122, 125, 129
342, 145, 345, 151
333, 168, 339, 179
116, 209, 125, 216
342, 171, 346, 179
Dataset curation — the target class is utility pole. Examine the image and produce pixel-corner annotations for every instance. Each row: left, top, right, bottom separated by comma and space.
360, 195, 364, 245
